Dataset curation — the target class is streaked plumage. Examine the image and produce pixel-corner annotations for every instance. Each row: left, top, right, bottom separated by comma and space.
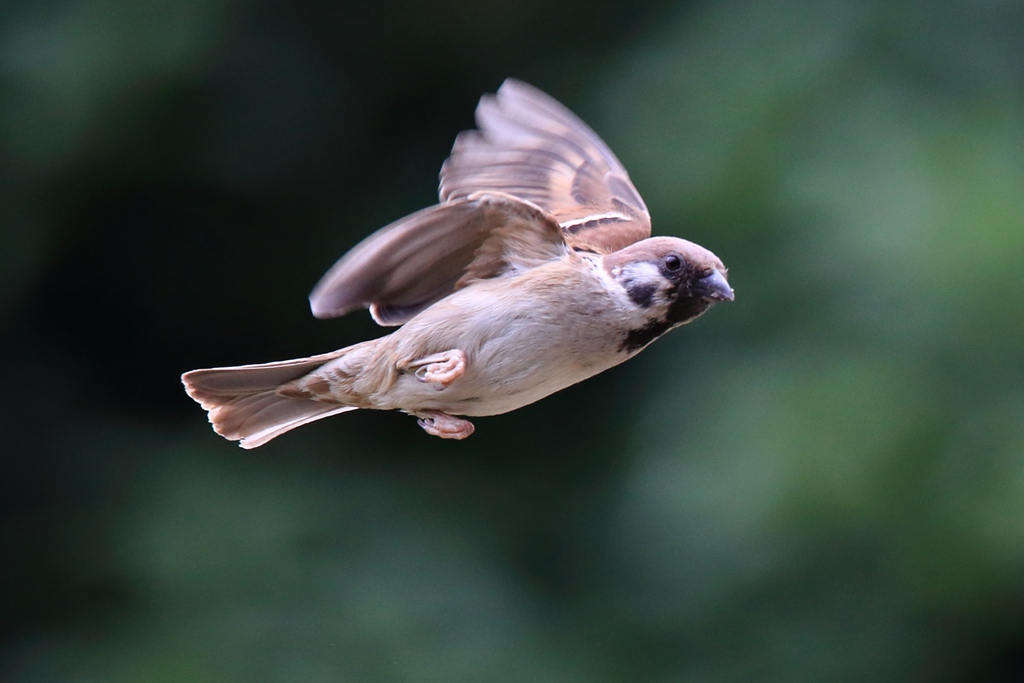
183, 79, 733, 448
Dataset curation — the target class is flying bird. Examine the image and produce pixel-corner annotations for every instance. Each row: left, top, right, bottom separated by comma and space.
182, 79, 734, 448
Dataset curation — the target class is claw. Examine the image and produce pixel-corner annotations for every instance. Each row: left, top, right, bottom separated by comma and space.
416, 411, 475, 440
406, 349, 467, 388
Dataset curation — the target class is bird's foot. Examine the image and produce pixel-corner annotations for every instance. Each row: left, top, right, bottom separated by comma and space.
416, 411, 475, 440
406, 349, 467, 389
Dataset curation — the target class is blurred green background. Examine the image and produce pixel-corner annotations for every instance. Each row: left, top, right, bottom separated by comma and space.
3, 0, 1024, 680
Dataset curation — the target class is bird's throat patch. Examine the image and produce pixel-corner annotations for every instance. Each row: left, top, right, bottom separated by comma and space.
619, 318, 673, 353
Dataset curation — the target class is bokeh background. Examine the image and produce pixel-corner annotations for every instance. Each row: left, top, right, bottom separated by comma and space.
4, 0, 1024, 680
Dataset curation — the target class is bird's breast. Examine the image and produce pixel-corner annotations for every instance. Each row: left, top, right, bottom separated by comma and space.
378, 261, 645, 416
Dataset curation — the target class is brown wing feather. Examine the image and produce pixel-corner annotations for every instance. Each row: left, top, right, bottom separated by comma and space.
440, 79, 652, 253
309, 195, 566, 326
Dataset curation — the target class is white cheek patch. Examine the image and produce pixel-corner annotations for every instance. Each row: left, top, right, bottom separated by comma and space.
622, 261, 662, 282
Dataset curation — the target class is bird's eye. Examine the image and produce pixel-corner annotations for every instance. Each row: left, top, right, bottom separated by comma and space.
664, 254, 682, 272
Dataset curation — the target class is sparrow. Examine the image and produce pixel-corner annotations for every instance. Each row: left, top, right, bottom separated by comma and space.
182, 79, 734, 448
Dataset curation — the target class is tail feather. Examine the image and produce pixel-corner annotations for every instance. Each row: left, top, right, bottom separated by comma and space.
182, 349, 355, 449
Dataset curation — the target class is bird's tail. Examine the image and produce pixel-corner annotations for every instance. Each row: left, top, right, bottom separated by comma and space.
182, 347, 358, 449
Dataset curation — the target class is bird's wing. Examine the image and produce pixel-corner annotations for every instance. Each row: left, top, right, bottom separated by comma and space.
440, 79, 651, 253
309, 194, 567, 326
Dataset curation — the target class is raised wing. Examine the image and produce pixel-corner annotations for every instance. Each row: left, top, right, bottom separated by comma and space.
309, 194, 567, 326
440, 79, 651, 253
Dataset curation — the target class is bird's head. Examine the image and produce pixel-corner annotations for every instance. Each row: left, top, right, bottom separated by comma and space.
603, 236, 733, 352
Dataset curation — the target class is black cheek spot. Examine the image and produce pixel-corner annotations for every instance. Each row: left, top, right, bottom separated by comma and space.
619, 318, 673, 353
626, 283, 658, 308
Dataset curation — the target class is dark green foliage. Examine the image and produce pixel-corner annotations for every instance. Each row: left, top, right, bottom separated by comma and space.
3, 0, 1024, 680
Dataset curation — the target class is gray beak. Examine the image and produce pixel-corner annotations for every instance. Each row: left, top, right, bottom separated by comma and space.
698, 269, 734, 302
